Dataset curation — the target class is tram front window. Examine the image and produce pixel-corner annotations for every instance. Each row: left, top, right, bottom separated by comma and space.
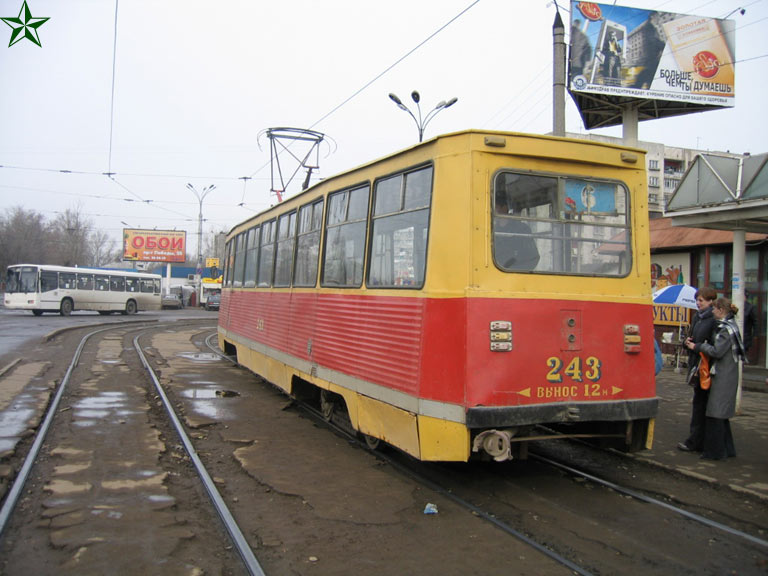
493, 172, 631, 277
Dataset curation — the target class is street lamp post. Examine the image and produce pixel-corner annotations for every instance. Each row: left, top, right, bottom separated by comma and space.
186, 183, 216, 306
388, 90, 458, 142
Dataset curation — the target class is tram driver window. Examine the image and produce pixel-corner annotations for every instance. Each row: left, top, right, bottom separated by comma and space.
493, 172, 630, 277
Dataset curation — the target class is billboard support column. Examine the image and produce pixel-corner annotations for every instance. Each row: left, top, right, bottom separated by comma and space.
622, 104, 638, 147
166, 263, 171, 296
732, 227, 746, 412
553, 11, 566, 137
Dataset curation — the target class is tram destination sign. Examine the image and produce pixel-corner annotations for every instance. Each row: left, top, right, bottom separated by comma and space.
568, 2, 736, 129
123, 229, 187, 263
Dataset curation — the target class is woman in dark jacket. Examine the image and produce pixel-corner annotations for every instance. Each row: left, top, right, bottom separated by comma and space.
685, 298, 746, 459
678, 286, 717, 452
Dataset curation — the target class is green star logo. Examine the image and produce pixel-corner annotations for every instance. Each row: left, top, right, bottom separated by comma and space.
1, 1, 49, 47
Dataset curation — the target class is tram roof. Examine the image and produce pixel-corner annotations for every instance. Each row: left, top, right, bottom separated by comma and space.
229, 129, 645, 237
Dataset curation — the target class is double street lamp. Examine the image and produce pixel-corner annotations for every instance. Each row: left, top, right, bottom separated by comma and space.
186, 183, 216, 304
388, 90, 458, 142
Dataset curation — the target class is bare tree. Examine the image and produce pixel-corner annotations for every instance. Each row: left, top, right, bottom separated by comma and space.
88, 228, 119, 267
0, 206, 50, 272
49, 205, 91, 266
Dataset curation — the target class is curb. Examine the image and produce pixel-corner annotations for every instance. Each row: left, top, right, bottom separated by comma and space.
41, 318, 159, 343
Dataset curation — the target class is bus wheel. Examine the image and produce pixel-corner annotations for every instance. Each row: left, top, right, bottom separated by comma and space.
123, 300, 138, 315
60, 299, 73, 316
32, 310, 43, 316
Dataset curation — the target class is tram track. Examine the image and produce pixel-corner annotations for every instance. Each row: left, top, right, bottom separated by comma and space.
284, 381, 768, 575
0, 321, 259, 575
3, 320, 767, 575
199, 330, 768, 575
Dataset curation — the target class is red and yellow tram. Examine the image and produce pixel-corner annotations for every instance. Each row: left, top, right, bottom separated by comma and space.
218, 130, 657, 461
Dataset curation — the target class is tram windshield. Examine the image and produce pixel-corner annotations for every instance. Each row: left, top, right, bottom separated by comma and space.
493, 172, 631, 277
5, 266, 39, 293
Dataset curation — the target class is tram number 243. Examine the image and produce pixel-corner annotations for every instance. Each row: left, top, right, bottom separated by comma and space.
546, 356, 602, 384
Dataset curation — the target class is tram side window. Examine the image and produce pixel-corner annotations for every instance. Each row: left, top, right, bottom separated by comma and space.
492, 172, 630, 276
125, 278, 138, 292
233, 231, 248, 288
294, 199, 323, 287
41, 271, 58, 293
95, 275, 110, 291
258, 220, 277, 287
223, 241, 234, 287
322, 185, 369, 287
110, 276, 125, 291
243, 226, 260, 288
274, 211, 297, 287
59, 272, 76, 290
77, 274, 94, 290
368, 165, 433, 288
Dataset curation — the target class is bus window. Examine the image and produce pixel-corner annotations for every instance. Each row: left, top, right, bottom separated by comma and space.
274, 211, 297, 287
369, 166, 432, 288
492, 172, 630, 276
294, 199, 323, 287
153, 279, 161, 294
77, 274, 94, 290
322, 185, 369, 287
140, 279, 155, 293
95, 275, 110, 291
110, 276, 125, 291
41, 270, 57, 293
59, 272, 76, 290
125, 278, 138, 292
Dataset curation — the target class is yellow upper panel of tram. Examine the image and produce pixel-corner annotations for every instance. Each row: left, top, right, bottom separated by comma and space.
227, 130, 650, 305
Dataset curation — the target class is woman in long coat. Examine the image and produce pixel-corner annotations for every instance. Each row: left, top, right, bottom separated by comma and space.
678, 286, 717, 452
685, 297, 746, 460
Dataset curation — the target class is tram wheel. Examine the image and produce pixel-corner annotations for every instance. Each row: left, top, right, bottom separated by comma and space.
363, 434, 381, 451
319, 390, 336, 422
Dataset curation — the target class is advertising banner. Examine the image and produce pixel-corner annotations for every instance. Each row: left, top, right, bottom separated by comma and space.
569, 2, 735, 107
123, 229, 186, 263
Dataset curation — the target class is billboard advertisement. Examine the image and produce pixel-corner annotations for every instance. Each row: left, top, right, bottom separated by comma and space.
123, 229, 186, 263
569, 2, 735, 107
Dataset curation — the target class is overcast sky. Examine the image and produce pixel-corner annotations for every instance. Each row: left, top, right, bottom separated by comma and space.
1, 0, 766, 258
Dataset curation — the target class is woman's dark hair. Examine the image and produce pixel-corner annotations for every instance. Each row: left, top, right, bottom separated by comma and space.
695, 286, 717, 301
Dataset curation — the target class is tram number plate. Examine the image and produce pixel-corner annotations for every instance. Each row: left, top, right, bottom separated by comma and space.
546, 356, 602, 383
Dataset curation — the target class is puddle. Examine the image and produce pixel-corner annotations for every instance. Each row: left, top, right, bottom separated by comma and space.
148, 494, 175, 503
177, 352, 221, 363
75, 409, 110, 419
180, 389, 240, 399
0, 437, 20, 453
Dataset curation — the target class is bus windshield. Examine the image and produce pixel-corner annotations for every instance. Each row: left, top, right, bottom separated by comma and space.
5, 266, 38, 293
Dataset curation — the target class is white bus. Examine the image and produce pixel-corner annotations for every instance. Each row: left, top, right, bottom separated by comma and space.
3, 264, 162, 316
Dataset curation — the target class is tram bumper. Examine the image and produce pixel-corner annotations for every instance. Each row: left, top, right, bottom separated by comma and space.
465, 398, 658, 428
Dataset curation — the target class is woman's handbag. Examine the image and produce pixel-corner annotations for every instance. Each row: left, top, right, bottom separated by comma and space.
698, 353, 711, 390
686, 355, 700, 386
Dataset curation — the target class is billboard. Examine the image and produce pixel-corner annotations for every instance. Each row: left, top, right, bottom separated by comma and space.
123, 229, 186, 263
569, 2, 736, 127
